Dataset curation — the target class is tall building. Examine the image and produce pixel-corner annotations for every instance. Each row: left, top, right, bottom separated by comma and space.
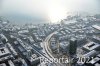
69, 38, 77, 56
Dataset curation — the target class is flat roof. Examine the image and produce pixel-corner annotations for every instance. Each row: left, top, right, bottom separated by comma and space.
95, 63, 100, 66
83, 42, 100, 51
0, 63, 6, 66
83, 50, 97, 57
92, 25, 100, 31
97, 54, 100, 58
89, 57, 100, 64
0, 47, 10, 57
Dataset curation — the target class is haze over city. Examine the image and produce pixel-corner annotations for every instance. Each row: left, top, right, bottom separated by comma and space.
0, 0, 100, 66
0, 0, 100, 24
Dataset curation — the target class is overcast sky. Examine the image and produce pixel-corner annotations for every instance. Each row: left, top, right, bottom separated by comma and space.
0, 0, 100, 24
0, 0, 100, 14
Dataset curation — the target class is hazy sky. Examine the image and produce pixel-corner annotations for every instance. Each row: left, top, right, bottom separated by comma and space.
0, 0, 100, 24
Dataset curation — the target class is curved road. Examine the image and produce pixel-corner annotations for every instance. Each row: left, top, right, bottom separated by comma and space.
42, 28, 67, 66
43, 31, 58, 59
42, 28, 71, 66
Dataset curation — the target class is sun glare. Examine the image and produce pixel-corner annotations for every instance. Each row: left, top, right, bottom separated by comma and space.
47, 0, 67, 23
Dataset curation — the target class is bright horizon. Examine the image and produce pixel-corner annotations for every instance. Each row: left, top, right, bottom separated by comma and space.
0, 0, 100, 24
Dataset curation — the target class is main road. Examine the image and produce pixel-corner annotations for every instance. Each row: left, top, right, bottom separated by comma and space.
42, 28, 63, 59
41, 28, 67, 66
42, 31, 58, 59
